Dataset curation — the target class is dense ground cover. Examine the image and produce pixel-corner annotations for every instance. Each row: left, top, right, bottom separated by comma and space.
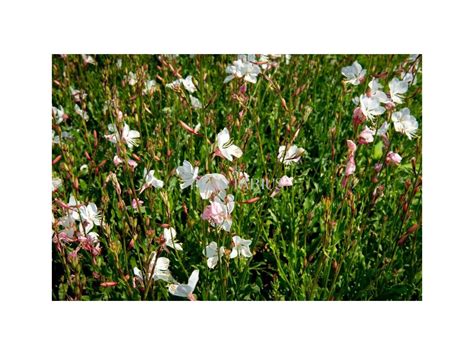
52, 54, 422, 300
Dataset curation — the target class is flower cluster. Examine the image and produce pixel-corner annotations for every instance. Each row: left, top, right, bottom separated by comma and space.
166, 75, 202, 109
340, 56, 421, 187
53, 196, 103, 259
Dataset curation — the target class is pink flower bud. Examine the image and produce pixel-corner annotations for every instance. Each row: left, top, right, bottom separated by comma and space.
386, 151, 402, 166
358, 126, 375, 145
132, 198, 143, 210
113, 155, 123, 166
347, 140, 357, 155
345, 155, 356, 176
128, 159, 138, 170
352, 107, 366, 126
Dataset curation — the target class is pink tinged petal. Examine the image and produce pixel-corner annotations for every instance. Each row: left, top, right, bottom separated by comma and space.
345, 156, 356, 176
278, 175, 293, 187
352, 107, 366, 125
386, 151, 402, 166
358, 126, 375, 145
113, 155, 123, 166
347, 140, 357, 154
201, 205, 214, 221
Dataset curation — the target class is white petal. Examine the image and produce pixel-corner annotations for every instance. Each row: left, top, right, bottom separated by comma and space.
217, 128, 230, 149
188, 270, 199, 291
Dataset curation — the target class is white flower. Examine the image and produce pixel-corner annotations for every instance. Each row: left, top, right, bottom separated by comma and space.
223, 59, 242, 83
166, 76, 197, 93
74, 104, 89, 121
105, 123, 140, 149
216, 127, 243, 162
122, 123, 140, 148
166, 79, 181, 90
391, 108, 418, 140
139, 169, 164, 193
360, 94, 385, 121
401, 72, 415, 86
70, 88, 87, 103
134, 253, 174, 283
168, 270, 199, 300
81, 54, 96, 65
143, 80, 157, 95
224, 55, 261, 84
52, 130, 73, 145
230, 236, 252, 259
52, 177, 62, 192
259, 54, 271, 69
368, 79, 389, 104
80, 164, 89, 174
278, 145, 305, 165
203, 242, 225, 269
67, 195, 80, 221
278, 175, 293, 187
176, 160, 199, 190
79, 231, 100, 247
181, 75, 197, 93
58, 213, 76, 239
126, 72, 137, 86
190, 95, 202, 109
341, 61, 366, 85
52, 106, 67, 124
197, 173, 229, 199
79, 202, 101, 233
389, 77, 409, 105
163, 227, 183, 251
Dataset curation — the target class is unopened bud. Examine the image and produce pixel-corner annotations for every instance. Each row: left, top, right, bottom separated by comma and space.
52, 155, 62, 165
404, 179, 411, 191
240, 197, 261, 204
411, 157, 417, 175
132, 153, 141, 161
397, 235, 408, 246
100, 281, 118, 287
403, 202, 408, 213
97, 160, 107, 169
406, 223, 419, 234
